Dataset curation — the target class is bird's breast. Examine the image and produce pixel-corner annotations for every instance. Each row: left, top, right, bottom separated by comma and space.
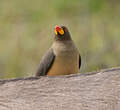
47, 41, 79, 76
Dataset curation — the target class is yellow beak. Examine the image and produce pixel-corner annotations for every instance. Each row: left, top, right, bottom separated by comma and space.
55, 25, 64, 35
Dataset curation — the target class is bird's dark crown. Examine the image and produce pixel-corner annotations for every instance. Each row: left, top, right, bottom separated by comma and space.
54, 25, 72, 41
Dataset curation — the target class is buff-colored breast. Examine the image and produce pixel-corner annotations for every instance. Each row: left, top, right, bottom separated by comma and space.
47, 40, 79, 76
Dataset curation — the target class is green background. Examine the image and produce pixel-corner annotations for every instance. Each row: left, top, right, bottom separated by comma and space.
0, 0, 120, 78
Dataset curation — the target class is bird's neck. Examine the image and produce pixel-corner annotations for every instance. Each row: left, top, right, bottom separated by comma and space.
52, 40, 78, 56
54, 32, 72, 41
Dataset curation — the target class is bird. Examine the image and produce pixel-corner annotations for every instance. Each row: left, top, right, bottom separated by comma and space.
36, 25, 81, 76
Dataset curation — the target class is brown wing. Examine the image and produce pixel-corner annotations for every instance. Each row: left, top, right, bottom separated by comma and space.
36, 48, 55, 76
79, 54, 81, 69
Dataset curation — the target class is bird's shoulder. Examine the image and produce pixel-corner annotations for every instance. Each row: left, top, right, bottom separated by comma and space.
36, 48, 55, 76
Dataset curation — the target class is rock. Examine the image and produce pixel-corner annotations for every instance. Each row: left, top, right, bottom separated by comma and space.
0, 67, 120, 110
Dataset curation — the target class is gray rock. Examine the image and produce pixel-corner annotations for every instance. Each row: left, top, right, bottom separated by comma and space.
0, 67, 120, 110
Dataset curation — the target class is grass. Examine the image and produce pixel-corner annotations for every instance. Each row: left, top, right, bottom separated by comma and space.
0, 0, 120, 78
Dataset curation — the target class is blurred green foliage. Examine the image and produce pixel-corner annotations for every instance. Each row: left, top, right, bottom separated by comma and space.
0, 0, 120, 78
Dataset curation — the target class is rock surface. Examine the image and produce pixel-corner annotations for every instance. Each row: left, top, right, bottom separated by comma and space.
0, 67, 120, 110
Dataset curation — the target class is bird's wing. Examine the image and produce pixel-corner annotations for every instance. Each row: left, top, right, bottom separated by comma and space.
79, 54, 81, 69
36, 48, 55, 76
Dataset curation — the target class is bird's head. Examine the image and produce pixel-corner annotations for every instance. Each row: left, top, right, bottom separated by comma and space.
54, 25, 71, 41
